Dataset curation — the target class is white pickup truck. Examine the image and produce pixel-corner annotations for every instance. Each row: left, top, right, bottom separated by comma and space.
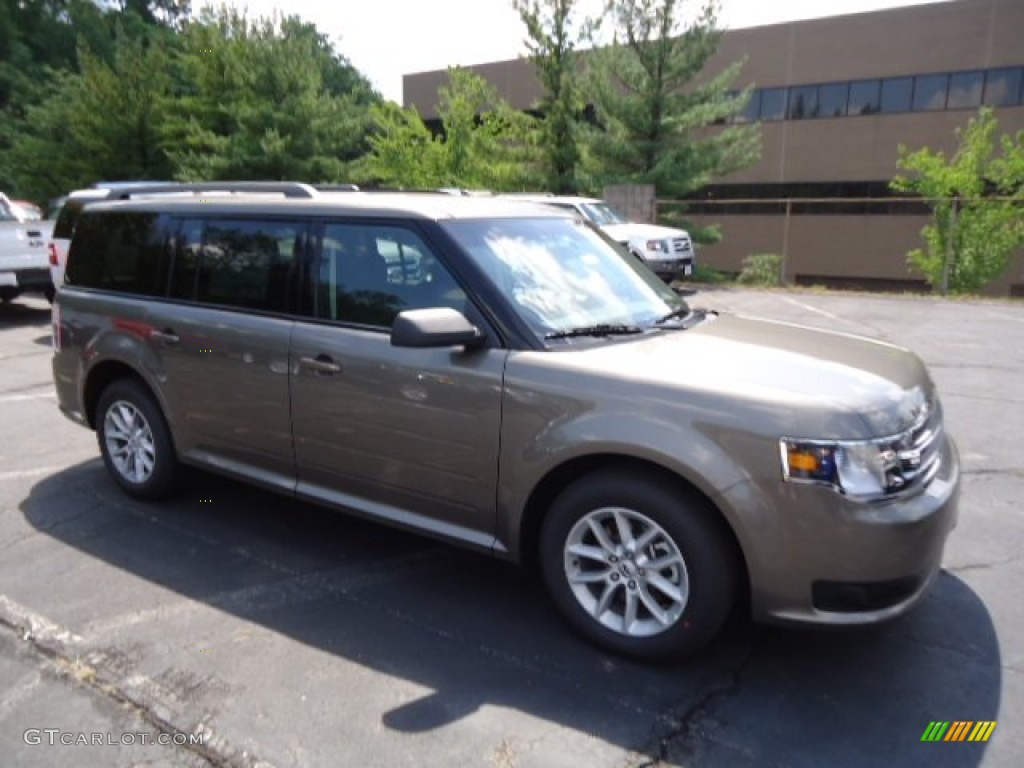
0, 193, 54, 303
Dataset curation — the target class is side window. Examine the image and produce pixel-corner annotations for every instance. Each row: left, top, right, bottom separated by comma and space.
316, 224, 467, 327
65, 212, 171, 295
52, 199, 89, 239
169, 218, 304, 312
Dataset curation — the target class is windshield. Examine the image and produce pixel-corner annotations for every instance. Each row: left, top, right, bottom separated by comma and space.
443, 217, 687, 341
579, 202, 629, 226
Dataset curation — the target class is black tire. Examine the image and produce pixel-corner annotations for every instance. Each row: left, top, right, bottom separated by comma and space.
95, 379, 179, 500
540, 468, 738, 661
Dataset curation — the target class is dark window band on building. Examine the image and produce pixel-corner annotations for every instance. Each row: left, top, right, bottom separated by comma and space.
730, 65, 1024, 124
681, 182, 932, 215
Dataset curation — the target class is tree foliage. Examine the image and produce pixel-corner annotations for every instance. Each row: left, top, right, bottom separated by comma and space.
357, 67, 542, 191
6, 37, 177, 201
0, 3, 378, 201
165, 9, 378, 183
892, 107, 1024, 294
513, 0, 586, 193
583, 0, 759, 235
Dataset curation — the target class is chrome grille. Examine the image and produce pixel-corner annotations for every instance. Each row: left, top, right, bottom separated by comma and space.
671, 237, 692, 253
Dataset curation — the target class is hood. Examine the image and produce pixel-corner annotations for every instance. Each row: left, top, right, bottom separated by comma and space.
535, 313, 933, 440
602, 222, 688, 241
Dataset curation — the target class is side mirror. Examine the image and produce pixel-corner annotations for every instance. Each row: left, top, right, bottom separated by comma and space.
391, 308, 485, 349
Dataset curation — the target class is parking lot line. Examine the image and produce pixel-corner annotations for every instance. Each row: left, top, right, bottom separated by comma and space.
0, 391, 55, 403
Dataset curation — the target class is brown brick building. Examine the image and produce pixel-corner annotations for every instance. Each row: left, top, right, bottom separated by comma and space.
403, 0, 1024, 295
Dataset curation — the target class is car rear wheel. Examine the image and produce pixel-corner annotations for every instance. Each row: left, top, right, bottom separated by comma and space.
540, 469, 738, 660
96, 379, 179, 500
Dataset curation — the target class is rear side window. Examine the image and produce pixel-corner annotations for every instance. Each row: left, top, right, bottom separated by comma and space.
65, 212, 172, 296
169, 218, 306, 313
52, 199, 91, 239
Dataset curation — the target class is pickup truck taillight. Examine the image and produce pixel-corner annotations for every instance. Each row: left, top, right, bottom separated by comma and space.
48, 242, 59, 267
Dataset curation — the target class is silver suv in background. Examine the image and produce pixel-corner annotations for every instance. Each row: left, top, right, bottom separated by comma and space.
501, 194, 697, 281
52, 182, 959, 660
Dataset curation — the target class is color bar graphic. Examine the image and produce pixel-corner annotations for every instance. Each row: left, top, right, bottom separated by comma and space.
921, 721, 996, 742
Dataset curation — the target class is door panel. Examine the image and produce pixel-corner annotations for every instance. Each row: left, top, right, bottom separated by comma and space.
147, 303, 295, 489
291, 326, 505, 541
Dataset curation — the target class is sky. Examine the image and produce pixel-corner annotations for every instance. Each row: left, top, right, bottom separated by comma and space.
213, 0, 947, 103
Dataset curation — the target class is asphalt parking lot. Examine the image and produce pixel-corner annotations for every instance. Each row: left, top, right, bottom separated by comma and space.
0, 288, 1021, 768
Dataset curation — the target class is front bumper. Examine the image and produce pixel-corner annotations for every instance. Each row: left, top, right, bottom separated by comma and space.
726, 432, 960, 626
648, 257, 694, 280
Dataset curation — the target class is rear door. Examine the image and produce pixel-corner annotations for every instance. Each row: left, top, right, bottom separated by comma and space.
289, 221, 506, 548
146, 216, 307, 491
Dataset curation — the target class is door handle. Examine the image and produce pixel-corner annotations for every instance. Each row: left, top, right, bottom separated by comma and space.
149, 329, 181, 345
299, 355, 341, 375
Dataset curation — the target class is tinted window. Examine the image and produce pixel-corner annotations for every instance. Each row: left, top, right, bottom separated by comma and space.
52, 199, 91, 239
947, 71, 983, 109
65, 212, 171, 295
848, 80, 881, 115
880, 77, 913, 113
788, 86, 818, 119
912, 74, 948, 111
169, 218, 305, 312
818, 83, 849, 117
317, 224, 467, 327
760, 88, 788, 120
983, 67, 1023, 106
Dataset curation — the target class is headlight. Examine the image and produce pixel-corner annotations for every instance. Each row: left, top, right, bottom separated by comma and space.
645, 239, 666, 252
780, 438, 903, 500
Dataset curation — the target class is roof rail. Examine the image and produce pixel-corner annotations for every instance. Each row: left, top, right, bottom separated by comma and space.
103, 181, 319, 200
314, 183, 361, 192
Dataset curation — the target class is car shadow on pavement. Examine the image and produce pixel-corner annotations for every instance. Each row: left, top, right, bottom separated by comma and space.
0, 301, 49, 328
21, 464, 1000, 767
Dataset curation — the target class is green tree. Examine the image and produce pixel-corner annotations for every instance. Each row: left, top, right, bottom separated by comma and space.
583, 0, 759, 238
513, 0, 587, 193
892, 107, 1024, 294
5, 35, 176, 201
357, 67, 541, 191
165, 9, 379, 182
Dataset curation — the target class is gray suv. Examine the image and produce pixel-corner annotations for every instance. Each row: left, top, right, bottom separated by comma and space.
52, 183, 959, 660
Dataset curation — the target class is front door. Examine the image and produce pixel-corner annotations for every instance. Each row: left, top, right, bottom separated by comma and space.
290, 221, 505, 548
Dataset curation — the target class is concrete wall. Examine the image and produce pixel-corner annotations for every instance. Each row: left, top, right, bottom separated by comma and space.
687, 213, 1024, 296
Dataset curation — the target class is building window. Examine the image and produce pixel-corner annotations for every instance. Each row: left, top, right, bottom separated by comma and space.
760, 87, 788, 121
818, 82, 850, 117
983, 67, 1023, 106
912, 73, 949, 111
947, 71, 984, 109
788, 85, 818, 119
737, 90, 760, 123
880, 77, 913, 113
848, 80, 881, 115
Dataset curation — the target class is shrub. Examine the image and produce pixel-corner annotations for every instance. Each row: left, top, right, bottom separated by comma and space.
737, 253, 784, 285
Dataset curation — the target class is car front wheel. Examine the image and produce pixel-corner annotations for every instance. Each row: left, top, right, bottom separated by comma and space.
540, 469, 738, 660
95, 379, 179, 500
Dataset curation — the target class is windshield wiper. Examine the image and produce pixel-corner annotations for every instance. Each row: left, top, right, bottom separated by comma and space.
655, 306, 690, 324
545, 324, 645, 340
654, 307, 713, 328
